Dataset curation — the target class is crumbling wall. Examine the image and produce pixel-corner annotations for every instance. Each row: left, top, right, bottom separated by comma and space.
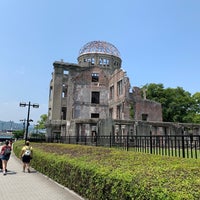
132, 87, 163, 122
108, 69, 131, 120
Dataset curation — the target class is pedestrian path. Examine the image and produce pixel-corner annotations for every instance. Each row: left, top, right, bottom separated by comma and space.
0, 145, 85, 200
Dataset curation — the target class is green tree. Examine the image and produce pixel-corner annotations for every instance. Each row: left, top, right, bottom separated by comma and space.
142, 83, 200, 123
36, 114, 47, 129
189, 92, 200, 123
192, 92, 200, 112
12, 130, 24, 139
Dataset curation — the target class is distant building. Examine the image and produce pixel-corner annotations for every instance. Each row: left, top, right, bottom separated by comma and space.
46, 41, 162, 140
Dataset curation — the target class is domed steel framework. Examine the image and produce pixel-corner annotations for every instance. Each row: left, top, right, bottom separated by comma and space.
79, 41, 121, 58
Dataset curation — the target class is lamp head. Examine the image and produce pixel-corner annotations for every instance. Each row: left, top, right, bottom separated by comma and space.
19, 102, 26, 107
33, 104, 39, 108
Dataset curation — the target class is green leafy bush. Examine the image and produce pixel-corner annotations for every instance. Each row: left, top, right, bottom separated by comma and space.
13, 141, 200, 200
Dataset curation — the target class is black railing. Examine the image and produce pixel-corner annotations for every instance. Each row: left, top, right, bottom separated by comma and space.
33, 134, 200, 159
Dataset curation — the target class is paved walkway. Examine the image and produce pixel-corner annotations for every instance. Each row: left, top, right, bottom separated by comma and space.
0, 145, 85, 200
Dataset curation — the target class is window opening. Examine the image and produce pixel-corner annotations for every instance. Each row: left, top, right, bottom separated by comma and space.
109, 108, 113, 118
109, 85, 114, 99
142, 114, 148, 121
117, 80, 123, 96
117, 105, 122, 119
62, 85, 68, 97
91, 92, 100, 104
49, 86, 53, 100
91, 58, 95, 65
91, 113, 99, 118
99, 58, 103, 66
91, 73, 99, 82
64, 70, 68, 75
61, 107, 67, 120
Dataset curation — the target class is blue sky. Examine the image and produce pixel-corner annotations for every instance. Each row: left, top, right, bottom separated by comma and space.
1, 0, 200, 123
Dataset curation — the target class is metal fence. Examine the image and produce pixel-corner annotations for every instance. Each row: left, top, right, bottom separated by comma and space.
31, 134, 200, 159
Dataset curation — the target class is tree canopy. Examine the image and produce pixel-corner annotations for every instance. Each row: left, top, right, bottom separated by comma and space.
12, 130, 24, 139
142, 83, 200, 123
36, 114, 47, 129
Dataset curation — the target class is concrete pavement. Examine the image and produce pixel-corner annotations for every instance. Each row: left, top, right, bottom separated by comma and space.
0, 145, 85, 200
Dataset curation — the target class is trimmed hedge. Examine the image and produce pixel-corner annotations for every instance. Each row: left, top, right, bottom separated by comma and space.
13, 141, 200, 200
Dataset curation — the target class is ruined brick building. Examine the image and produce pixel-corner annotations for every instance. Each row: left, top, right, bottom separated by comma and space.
46, 41, 164, 140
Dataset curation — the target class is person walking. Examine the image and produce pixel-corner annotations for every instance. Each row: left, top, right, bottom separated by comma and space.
0, 140, 12, 175
9, 139, 13, 147
20, 141, 33, 173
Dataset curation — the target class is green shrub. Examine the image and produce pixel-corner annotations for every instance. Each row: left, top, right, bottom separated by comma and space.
13, 141, 200, 200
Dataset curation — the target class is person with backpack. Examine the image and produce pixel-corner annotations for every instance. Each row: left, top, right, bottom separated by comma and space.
20, 141, 33, 173
0, 140, 12, 175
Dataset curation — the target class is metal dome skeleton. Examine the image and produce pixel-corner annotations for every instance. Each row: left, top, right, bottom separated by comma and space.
79, 41, 121, 58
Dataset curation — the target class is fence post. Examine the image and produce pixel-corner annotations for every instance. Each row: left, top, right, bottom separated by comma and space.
126, 131, 129, 151
110, 132, 112, 148
150, 130, 153, 154
95, 135, 98, 146
182, 129, 185, 158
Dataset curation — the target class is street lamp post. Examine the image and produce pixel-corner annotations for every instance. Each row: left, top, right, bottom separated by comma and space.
19, 101, 39, 143
20, 119, 26, 139
20, 118, 33, 139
